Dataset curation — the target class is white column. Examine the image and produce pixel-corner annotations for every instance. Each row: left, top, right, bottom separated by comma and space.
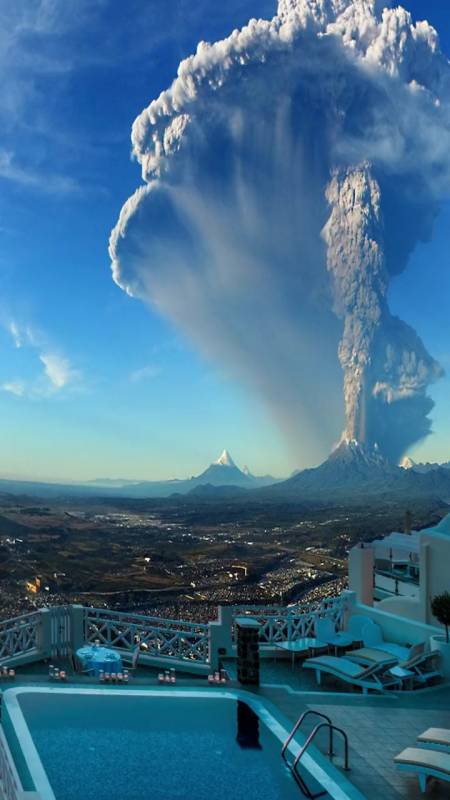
208, 605, 234, 669
69, 605, 85, 652
348, 544, 374, 606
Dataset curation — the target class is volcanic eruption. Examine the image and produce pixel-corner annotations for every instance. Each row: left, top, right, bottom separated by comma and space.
110, 0, 450, 465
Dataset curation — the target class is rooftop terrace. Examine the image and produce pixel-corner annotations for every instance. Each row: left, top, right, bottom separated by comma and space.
0, 592, 448, 800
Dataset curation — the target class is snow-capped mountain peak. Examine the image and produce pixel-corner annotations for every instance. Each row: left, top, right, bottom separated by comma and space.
400, 456, 416, 470
214, 449, 236, 468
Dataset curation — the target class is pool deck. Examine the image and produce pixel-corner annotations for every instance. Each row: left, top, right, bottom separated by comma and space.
258, 685, 450, 799
1, 656, 450, 800
253, 659, 450, 800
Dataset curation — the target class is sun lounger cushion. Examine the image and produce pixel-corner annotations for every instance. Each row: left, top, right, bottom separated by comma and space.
344, 647, 398, 665
418, 728, 450, 748
394, 746, 450, 777
304, 655, 368, 678
375, 642, 410, 661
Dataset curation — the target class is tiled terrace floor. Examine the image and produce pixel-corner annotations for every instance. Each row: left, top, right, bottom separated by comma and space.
314, 702, 450, 800
252, 657, 450, 800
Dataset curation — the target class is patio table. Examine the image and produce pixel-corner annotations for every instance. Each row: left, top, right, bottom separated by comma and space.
76, 645, 123, 676
274, 637, 327, 669
387, 664, 415, 690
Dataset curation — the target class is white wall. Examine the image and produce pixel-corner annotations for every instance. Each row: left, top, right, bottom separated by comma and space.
377, 596, 423, 621
420, 532, 450, 626
349, 530, 450, 630
351, 602, 441, 646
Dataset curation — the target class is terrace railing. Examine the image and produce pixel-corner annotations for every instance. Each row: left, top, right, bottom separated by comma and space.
231, 594, 349, 644
0, 613, 41, 665
0, 592, 354, 671
83, 607, 210, 665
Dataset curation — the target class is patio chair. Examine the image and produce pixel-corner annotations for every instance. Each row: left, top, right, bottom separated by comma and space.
314, 618, 354, 654
394, 746, 450, 792
417, 728, 450, 751
345, 614, 375, 645
302, 654, 399, 694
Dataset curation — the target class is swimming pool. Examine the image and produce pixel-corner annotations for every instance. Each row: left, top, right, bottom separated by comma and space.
2, 688, 363, 800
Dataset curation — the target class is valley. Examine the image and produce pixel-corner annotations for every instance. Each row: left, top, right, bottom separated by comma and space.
0, 491, 445, 622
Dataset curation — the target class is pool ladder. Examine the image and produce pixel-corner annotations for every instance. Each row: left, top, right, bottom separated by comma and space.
281, 710, 350, 798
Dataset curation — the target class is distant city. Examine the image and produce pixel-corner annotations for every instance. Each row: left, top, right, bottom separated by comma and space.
0, 443, 446, 622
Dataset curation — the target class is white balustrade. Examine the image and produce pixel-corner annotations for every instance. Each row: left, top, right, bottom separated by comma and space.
0, 593, 353, 672
0, 614, 41, 663
83, 607, 210, 664
231, 595, 349, 644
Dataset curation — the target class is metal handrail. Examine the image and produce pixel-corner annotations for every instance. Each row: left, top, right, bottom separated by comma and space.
374, 568, 419, 586
281, 710, 334, 760
293, 722, 350, 772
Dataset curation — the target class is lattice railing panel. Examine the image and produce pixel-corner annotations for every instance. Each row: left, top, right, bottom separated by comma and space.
231, 595, 349, 644
83, 608, 209, 664
0, 612, 41, 662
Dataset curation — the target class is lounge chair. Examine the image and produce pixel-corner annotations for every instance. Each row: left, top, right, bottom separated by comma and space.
346, 640, 425, 667
303, 654, 399, 694
417, 728, 450, 751
346, 641, 441, 686
314, 618, 354, 654
346, 643, 442, 689
399, 645, 441, 686
394, 746, 450, 792
386, 643, 439, 689
345, 621, 410, 663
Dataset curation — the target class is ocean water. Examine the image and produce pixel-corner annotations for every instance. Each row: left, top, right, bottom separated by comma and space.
18, 692, 302, 800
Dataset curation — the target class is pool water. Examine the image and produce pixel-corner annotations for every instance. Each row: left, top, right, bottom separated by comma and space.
16, 691, 301, 800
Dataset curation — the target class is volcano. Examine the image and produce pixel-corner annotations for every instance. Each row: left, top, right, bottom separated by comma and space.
261, 440, 450, 504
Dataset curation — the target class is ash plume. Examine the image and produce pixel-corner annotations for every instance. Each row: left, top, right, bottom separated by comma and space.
110, 0, 450, 465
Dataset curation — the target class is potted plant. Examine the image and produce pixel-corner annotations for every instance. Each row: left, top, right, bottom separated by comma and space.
430, 592, 450, 676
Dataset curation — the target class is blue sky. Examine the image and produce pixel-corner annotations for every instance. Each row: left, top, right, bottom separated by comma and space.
0, 0, 449, 482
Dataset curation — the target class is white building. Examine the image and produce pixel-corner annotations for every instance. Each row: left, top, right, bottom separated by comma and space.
349, 512, 450, 626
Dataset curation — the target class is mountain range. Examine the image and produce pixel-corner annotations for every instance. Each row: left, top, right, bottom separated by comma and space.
85, 449, 279, 496
258, 440, 450, 504
1, 444, 450, 506
400, 456, 450, 474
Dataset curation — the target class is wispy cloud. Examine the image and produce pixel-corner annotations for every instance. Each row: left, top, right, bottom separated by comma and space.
8, 320, 23, 348
2, 317, 81, 397
129, 364, 161, 383
1, 380, 25, 397
0, 1, 109, 197
39, 352, 79, 389
0, 149, 80, 195
3, 318, 38, 350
